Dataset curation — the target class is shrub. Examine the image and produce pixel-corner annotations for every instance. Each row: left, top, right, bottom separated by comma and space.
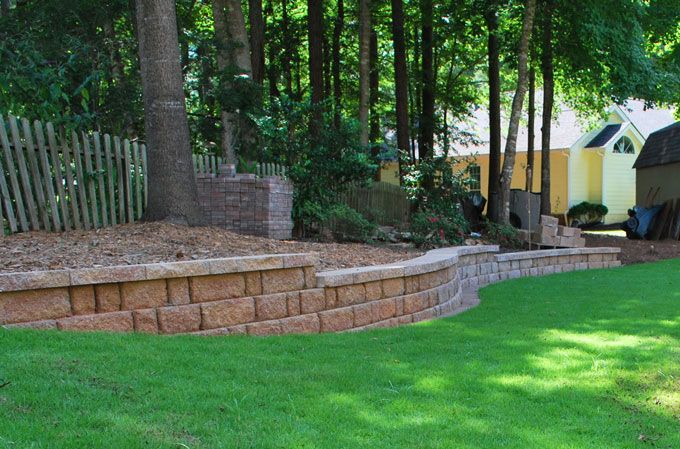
567, 202, 608, 226
410, 210, 468, 248
482, 220, 523, 248
324, 204, 377, 243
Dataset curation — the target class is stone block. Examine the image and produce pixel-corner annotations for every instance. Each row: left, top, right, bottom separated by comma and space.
303, 267, 317, 289
0, 270, 70, 293
364, 281, 382, 301
352, 303, 373, 327
120, 280, 167, 310
382, 278, 405, 298
403, 292, 429, 315
336, 284, 366, 307
167, 278, 190, 305
70, 265, 146, 286
157, 304, 202, 334
3, 319, 57, 330
280, 314, 320, 334
255, 293, 289, 321
246, 320, 283, 336
0, 288, 71, 324
189, 273, 246, 302
404, 276, 420, 294
372, 298, 396, 321
70, 285, 95, 315
133, 309, 158, 333
201, 297, 255, 329
245, 272, 263, 296
94, 283, 121, 313
58, 311, 133, 332
261, 268, 305, 294
318, 308, 354, 332
324, 288, 337, 309
299, 288, 326, 314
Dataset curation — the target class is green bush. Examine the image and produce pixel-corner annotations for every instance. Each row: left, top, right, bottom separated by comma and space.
567, 202, 608, 226
482, 220, 523, 248
324, 204, 377, 243
410, 210, 468, 248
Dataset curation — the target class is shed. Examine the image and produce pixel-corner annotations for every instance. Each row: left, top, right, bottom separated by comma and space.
633, 122, 680, 205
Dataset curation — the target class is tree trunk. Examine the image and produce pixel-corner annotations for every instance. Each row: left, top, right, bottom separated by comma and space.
540, 0, 554, 216
332, 0, 344, 128
323, 31, 332, 100
390, 0, 410, 178
369, 27, 380, 145
213, 0, 252, 164
419, 0, 434, 163
485, 2, 501, 222
308, 0, 324, 141
526, 66, 535, 192
282, 0, 293, 96
359, 0, 371, 146
265, 0, 280, 98
135, 0, 203, 225
0, 0, 9, 15
248, 0, 265, 84
498, 0, 537, 224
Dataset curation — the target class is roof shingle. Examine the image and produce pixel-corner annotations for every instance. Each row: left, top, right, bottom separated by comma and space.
633, 122, 680, 169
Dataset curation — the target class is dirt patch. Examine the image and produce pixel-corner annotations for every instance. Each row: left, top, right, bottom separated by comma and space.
0, 222, 423, 273
585, 233, 680, 265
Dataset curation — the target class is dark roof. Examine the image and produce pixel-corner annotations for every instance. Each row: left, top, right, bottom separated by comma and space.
633, 121, 680, 169
585, 124, 622, 148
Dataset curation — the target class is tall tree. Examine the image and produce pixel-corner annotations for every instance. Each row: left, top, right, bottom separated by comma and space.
485, 1, 501, 222
526, 65, 535, 192
540, 0, 553, 215
390, 0, 410, 177
369, 27, 380, 144
419, 0, 434, 161
248, 0, 265, 84
307, 0, 324, 140
213, 0, 252, 164
135, 0, 203, 224
332, 0, 344, 128
498, 0, 537, 224
1, 0, 9, 16
281, 0, 293, 96
358, 0, 371, 146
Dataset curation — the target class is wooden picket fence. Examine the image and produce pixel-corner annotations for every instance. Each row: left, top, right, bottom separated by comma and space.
337, 181, 410, 225
0, 114, 146, 235
192, 154, 287, 178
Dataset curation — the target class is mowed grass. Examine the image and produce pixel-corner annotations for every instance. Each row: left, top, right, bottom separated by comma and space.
1, 260, 679, 449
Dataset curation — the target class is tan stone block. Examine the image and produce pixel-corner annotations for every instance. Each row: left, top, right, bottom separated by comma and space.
0, 288, 71, 324
246, 320, 282, 336
120, 279, 167, 310
318, 307, 354, 332
428, 290, 438, 307
3, 319, 57, 330
256, 293, 289, 321
299, 288, 326, 314
413, 308, 436, 322
394, 296, 405, 316
286, 292, 301, 316
245, 272, 262, 296
70, 265, 145, 286
403, 292, 429, 315
133, 309, 158, 333
0, 270, 70, 293
189, 273, 246, 303
364, 281, 382, 301
261, 268, 305, 294
353, 303, 373, 327
382, 278, 405, 298
157, 304, 201, 334
397, 315, 413, 325
238, 255, 284, 271
94, 283, 121, 313
57, 311, 133, 332
303, 267, 317, 288
167, 278, 190, 305
70, 285, 95, 315
280, 314, 320, 334
324, 288, 337, 309
336, 284, 366, 307
201, 297, 255, 329
404, 276, 420, 294
372, 298, 396, 321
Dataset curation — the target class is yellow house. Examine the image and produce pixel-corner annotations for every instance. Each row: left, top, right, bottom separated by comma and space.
380, 99, 675, 224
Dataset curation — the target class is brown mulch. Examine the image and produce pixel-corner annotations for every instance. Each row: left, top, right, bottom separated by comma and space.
0, 222, 423, 273
585, 233, 680, 265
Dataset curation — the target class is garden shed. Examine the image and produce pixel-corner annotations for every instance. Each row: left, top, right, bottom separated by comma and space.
633, 122, 680, 205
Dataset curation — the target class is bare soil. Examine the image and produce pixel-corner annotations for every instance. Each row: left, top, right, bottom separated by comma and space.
585, 233, 680, 265
0, 222, 422, 273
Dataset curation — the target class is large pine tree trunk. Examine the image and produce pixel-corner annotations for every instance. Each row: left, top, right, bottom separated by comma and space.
213, 0, 253, 164
390, 0, 410, 178
369, 27, 380, 144
265, 0, 280, 97
0, 0, 9, 15
282, 0, 293, 96
308, 0, 325, 141
332, 0, 344, 128
248, 0, 265, 84
526, 66, 535, 192
419, 0, 434, 162
540, 0, 554, 216
359, 0, 371, 146
135, 0, 204, 225
485, 2, 502, 222
498, 0, 537, 224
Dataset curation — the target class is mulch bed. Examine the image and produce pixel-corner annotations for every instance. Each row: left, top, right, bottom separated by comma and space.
0, 222, 423, 273
585, 233, 680, 265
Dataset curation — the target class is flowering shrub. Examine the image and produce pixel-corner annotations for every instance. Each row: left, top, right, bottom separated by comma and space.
410, 210, 468, 248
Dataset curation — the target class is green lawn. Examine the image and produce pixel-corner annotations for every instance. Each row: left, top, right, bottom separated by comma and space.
1, 260, 679, 449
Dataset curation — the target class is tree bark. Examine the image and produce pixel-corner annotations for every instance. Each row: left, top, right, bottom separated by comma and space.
308, 0, 325, 141
213, 0, 252, 164
485, 2, 501, 222
0, 0, 9, 16
282, 0, 293, 96
540, 0, 554, 216
419, 0, 434, 162
526, 66, 535, 192
369, 27, 380, 145
390, 0, 410, 177
359, 0, 371, 146
265, 0, 280, 97
323, 30, 332, 100
498, 0, 537, 224
248, 0, 265, 84
332, 0, 344, 128
135, 0, 203, 225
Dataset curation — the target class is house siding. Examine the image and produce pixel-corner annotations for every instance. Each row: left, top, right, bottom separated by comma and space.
636, 162, 680, 205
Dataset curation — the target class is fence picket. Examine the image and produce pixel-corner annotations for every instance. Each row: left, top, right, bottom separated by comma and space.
33, 120, 61, 231
61, 130, 82, 229
0, 115, 28, 231
123, 139, 133, 222
114, 136, 125, 224
81, 132, 99, 228
71, 131, 91, 229
45, 123, 70, 231
93, 132, 108, 227
132, 141, 142, 220
141, 144, 148, 209
0, 137, 17, 233
8, 116, 40, 230
103, 134, 116, 226
21, 118, 51, 231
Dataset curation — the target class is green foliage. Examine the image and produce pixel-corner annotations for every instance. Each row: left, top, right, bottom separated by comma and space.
482, 219, 523, 248
324, 203, 378, 243
567, 202, 608, 219
410, 210, 468, 248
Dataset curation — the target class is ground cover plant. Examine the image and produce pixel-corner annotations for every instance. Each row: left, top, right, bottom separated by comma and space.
1, 260, 678, 448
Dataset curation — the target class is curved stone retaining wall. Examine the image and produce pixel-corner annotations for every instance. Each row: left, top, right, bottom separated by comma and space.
0, 246, 620, 335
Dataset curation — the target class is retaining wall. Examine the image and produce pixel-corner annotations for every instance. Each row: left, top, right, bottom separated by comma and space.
0, 246, 621, 335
